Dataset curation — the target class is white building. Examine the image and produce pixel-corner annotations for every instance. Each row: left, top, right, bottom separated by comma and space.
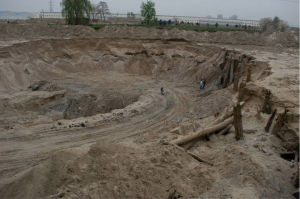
40, 12, 63, 19
38, 12, 260, 28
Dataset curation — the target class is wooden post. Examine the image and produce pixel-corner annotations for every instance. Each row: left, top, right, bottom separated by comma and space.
262, 89, 272, 114
233, 65, 241, 91
246, 65, 252, 82
229, 59, 235, 84
238, 81, 246, 102
223, 61, 231, 88
233, 103, 243, 140
264, 109, 277, 132
271, 109, 288, 135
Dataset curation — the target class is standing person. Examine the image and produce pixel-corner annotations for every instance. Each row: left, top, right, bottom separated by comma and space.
200, 80, 204, 90
203, 79, 206, 89
161, 87, 165, 95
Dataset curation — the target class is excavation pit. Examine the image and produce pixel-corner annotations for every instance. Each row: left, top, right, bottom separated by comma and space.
0, 38, 268, 129
1, 34, 297, 199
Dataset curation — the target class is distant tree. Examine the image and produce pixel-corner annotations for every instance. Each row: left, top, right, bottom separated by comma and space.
206, 15, 212, 19
226, 23, 229, 27
273, 16, 280, 30
127, 12, 136, 19
168, 19, 172, 24
206, 23, 209, 27
215, 23, 219, 28
279, 20, 289, 32
260, 17, 273, 31
230, 14, 238, 20
217, 14, 223, 19
259, 16, 289, 32
61, 0, 92, 25
95, 1, 110, 21
158, 19, 162, 25
141, 0, 156, 24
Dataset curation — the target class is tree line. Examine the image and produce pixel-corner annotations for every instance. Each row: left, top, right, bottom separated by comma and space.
61, 0, 289, 32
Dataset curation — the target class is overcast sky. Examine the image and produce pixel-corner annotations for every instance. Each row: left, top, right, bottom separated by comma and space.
0, 0, 299, 26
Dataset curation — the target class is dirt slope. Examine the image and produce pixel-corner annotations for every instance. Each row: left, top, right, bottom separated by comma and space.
0, 23, 298, 199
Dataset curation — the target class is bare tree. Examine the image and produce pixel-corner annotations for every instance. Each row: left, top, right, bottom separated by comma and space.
230, 14, 238, 20
217, 14, 223, 19
95, 1, 110, 21
127, 12, 136, 19
91, 4, 97, 21
260, 17, 273, 31
259, 16, 289, 32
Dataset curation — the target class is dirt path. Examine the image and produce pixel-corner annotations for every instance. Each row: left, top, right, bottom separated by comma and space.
0, 79, 191, 186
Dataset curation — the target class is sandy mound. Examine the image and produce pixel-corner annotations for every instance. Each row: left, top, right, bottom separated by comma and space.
0, 143, 215, 199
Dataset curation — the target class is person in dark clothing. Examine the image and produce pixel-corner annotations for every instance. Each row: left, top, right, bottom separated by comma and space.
203, 80, 206, 88
161, 87, 165, 95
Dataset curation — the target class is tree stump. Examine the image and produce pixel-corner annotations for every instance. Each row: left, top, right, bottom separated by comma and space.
233, 103, 243, 140
264, 109, 277, 132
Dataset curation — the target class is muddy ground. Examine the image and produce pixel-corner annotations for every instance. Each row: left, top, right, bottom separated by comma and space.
0, 22, 299, 199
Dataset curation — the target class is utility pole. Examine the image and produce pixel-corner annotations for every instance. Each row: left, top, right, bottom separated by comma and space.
49, 0, 54, 12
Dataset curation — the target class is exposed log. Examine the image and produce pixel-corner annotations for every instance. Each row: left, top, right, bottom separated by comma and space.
172, 117, 233, 146
171, 143, 213, 166
233, 103, 243, 140
220, 124, 233, 135
264, 109, 277, 132
213, 101, 245, 125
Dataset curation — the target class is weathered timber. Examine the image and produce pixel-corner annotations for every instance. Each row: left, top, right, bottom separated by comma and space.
172, 117, 233, 146
264, 109, 277, 132
233, 103, 243, 140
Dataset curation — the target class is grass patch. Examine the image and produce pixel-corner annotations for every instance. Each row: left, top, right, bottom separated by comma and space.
89, 24, 106, 30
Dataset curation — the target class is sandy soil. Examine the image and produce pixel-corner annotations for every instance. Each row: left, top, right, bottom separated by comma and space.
0, 22, 298, 199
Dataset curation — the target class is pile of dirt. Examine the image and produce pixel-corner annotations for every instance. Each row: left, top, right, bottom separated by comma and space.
0, 143, 215, 199
0, 23, 298, 47
63, 92, 140, 119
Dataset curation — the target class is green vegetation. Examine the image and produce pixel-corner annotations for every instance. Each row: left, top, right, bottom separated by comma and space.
140, 0, 156, 25
61, 0, 93, 25
89, 24, 106, 30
